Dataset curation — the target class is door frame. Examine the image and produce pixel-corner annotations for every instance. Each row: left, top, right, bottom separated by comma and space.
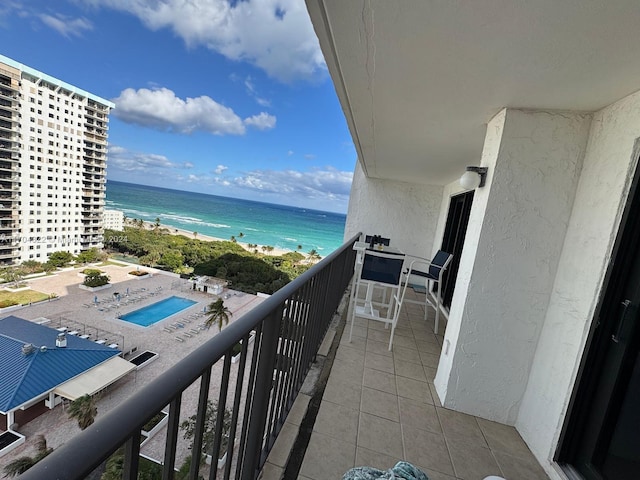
556, 147, 640, 477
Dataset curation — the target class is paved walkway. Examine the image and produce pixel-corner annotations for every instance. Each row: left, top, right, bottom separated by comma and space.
0, 262, 265, 471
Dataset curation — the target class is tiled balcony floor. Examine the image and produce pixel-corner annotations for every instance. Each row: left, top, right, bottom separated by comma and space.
262, 293, 550, 480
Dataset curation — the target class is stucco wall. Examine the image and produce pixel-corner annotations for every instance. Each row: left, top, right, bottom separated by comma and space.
344, 162, 444, 258
435, 109, 592, 424
517, 92, 640, 479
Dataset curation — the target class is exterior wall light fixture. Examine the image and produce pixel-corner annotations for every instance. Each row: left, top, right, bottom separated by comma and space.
459, 166, 488, 189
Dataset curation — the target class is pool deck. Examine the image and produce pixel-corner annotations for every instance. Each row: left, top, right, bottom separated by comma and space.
0, 262, 266, 471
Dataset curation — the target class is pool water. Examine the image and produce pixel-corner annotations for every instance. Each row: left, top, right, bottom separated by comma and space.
119, 296, 197, 327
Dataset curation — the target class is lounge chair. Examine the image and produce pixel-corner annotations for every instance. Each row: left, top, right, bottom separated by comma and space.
175, 336, 185, 342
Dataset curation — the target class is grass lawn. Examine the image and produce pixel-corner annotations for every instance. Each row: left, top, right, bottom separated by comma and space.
0, 289, 50, 307
96, 260, 129, 267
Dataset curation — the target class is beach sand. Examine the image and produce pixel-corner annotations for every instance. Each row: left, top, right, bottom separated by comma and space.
129, 220, 312, 259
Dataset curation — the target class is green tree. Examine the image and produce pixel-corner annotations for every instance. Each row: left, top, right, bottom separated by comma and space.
2, 266, 25, 287
297, 244, 302, 252
238, 232, 244, 239
230, 235, 236, 243
47, 251, 74, 268
68, 394, 97, 430
204, 298, 232, 331
3, 435, 52, 477
193, 231, 198, 239
76, 247, 102, 265
83, 271, 110, 287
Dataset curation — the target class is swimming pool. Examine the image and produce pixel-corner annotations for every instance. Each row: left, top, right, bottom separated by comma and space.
119, 296, 197, 327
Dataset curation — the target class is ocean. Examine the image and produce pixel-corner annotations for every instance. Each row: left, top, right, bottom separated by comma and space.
105, 181, 347, 255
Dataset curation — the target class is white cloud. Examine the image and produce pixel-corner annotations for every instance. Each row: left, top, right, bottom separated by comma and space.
78, 0, 325, 82
112, 87, 248, 135
287, 150, 294, 156
232, 167, 352, 200
39, 13, 93, 37
303, 153, 316, 160
244, 76, 271, 107
214, 164, 228, 175
108, 145, 190, 172
244, 112, 276, 131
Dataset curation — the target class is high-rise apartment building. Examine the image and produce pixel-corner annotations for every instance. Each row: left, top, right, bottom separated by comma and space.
0, 54, 114, 266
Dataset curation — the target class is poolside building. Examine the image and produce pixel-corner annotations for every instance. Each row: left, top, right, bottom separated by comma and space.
0, 54, 114, 266
0, 316, 134, 435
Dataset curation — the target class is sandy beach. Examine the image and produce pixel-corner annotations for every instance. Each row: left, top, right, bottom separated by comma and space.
127, 220, 312, 259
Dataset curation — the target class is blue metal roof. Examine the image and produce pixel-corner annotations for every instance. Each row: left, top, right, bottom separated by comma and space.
0, 316, 120, 413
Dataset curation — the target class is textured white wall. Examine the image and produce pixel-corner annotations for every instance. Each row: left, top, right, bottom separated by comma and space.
517, 92, 640, 479
344, 162, 444, 258
435, 109, 592, 424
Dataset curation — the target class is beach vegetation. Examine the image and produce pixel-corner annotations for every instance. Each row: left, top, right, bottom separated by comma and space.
19, 260, 46, 274
2, 435, 52, 478
128, 270, 149, 276
103, 227, 311, 294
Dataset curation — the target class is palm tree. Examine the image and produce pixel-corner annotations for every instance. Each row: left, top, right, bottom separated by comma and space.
68, 394, 97, 430
238, 232, 244, 239
266, 246, 274, 255
230, 235, 237, 243
307, 249, 321, 263
297, 244, 302, 252
204, 298, 232, 331
3, 435, 52, 477
193, 231, 198, 239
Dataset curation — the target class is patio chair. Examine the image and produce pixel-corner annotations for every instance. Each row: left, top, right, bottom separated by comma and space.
404, 250, 453, 334
348, 249, 410, 350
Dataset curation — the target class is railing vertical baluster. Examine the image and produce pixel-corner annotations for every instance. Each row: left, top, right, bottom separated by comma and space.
209, 352, 232, 480
190, 367, 212, 479
241, 308, 282, 480
123, 433, 141, 480
225, 333, 250, 480
235, 323, 263, 480
163, 395, 183, 480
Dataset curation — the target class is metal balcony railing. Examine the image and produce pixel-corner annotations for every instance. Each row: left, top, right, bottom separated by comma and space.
20, 234, 359, 480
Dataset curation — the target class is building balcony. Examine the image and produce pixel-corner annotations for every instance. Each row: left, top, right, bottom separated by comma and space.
16, 238, 548, 480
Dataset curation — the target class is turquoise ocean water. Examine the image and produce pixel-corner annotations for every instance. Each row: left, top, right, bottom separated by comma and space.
105, 181, 347, 255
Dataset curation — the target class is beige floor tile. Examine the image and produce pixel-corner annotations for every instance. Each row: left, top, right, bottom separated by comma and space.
259, 461, 283, 480
476, 417, 532, 458
364, 351, 396, 374
394, 358, 427, 382
355, 446, 401, 471
393, 326, 414, 338
323, 376, 362, 409
419, 351, 440, 368
368, 319, 389, 331
424, 366, 437, 382
267, 421, 299, 467
361, 386, 399, 421
363, 367, 397, 394
402, 424, 454, 476
436, 407, 487, 448
396, 376, 433, 405
416, 339, 442, 355
300, 431, 355, 480
392, 334, 418, 350
415, 333, 439, 345
398, 396, 441, 434
366, 338, 394, 357
393, 345, 422, 364
341, 332, 366, 351
286, 393, 311, 426
368, 328, 394, 345
418, 467, 458, 480
428, 383, 442, 407
335, 344, 366, 368
331, 357, 364, 384
314, 400, 359, 444
350, 325, 368, 339
447, 439, 501, 480
357, 412, 404, 458
493, 450, 550, 480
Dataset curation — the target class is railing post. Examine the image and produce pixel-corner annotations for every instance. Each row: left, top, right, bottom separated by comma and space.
241, 308, 281, 480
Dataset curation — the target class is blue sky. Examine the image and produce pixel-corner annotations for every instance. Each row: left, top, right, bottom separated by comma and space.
0, 0, 355, 213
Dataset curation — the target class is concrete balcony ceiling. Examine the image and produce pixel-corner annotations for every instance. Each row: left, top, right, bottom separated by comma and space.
307, 0, 640, 184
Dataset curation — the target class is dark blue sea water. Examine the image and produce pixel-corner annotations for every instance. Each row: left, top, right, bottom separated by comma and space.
105, 181, 347, 255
